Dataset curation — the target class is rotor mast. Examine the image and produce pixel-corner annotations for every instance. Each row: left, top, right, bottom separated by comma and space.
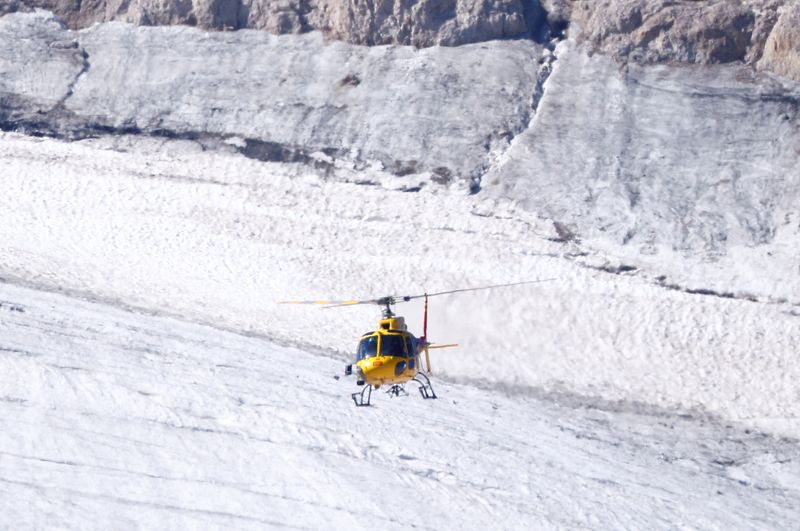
377, 295, 414, 319
380, 297, 395, 318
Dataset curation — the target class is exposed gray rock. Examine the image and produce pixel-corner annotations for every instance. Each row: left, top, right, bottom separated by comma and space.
744, 0, 783, 64
555, 0, 800, 81
8, 0, 799, 83
11, 0, 541, 46
305, 0, 535, 46
759, 3, 800, 81
569, 0, 757, 64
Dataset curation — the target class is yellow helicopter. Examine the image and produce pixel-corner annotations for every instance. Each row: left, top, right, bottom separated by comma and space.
280, 280, 553, 406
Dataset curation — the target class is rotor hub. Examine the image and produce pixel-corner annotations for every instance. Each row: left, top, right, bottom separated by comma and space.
380, 298, 395, 318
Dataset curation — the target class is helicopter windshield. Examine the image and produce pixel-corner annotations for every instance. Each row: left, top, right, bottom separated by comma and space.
380, 334, 407, 358
357, 336, 378, 360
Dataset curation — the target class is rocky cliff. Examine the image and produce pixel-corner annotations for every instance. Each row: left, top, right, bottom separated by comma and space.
9, 0, 543, 46
759, 2, 800, 80
562, 0, 800, 80
7, 0, 800, 81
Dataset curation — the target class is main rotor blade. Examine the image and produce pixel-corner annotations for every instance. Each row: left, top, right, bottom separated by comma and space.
278, 299, 369, 306
320, 300, 380, 308
279, 279, 555, 309
400, 278, 557, 301
279, 297, 389, 308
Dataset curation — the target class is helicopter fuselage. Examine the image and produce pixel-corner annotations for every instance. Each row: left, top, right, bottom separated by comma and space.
349, 316, 422, 388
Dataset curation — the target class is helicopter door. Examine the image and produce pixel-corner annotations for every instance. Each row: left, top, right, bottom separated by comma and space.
405, 336, 416, 370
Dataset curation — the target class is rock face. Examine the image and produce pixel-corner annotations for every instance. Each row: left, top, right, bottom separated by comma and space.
15, 0, 541, 46
759, 3, 800, 81
559, 0, 798, 81
303, 0, 536, 46
9, 0, 800, 81
568, 0, 757, 64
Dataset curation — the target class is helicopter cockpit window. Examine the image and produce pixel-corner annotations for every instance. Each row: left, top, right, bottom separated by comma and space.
380, 334, 407, 358
357, 336, 378, 360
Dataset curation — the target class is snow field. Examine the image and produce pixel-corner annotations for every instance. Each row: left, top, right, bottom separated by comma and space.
1, 132, 799, 437
2, 281, 800, 529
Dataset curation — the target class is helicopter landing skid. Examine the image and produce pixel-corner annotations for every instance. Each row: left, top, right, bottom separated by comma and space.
413, 373, 437, 400
352, 385, 373, 407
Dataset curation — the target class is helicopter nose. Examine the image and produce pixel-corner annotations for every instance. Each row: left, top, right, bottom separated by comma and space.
360, 359, 384, 377
362, 360, 386, 377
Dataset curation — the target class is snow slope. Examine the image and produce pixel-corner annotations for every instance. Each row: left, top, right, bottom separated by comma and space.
3, 280, 800, 529
2, 132, 800, 438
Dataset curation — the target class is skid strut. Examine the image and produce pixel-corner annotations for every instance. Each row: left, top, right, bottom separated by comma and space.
413, 372, 437, 400
386, 384, 408, 398
352, 385, 373, 407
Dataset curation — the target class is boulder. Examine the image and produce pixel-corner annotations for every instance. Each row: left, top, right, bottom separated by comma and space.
759, 3, 800, 81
